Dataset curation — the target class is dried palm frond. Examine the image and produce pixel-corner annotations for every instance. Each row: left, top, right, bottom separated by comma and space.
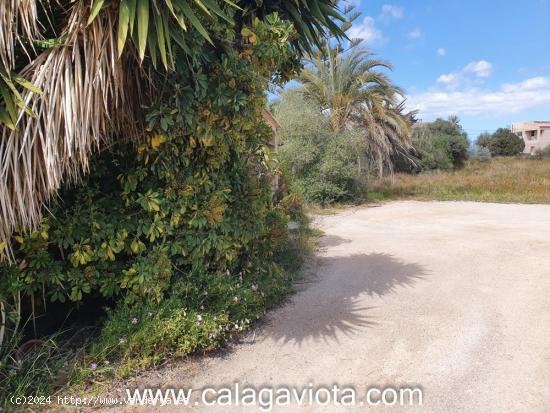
0, 0, 44, 130
0, 0, 42, 69
0, 1, 143, 260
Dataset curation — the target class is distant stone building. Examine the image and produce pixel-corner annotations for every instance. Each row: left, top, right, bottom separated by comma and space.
511, 121, 550, 155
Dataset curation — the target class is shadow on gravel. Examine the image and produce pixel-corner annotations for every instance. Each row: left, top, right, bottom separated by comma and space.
268, 253, 426, 345
318, 234, 352, 248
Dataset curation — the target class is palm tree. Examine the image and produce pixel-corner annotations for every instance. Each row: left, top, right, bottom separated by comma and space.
298, 40, 414, 176
0, 0, 346, 258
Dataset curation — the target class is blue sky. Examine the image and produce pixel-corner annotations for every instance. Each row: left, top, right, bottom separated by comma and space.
344, 0, 550, 139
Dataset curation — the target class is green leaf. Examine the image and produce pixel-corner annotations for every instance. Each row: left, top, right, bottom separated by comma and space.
192, 0, 212, 16
154, 11, 168, 68
88, 0, 106, 24
118, 0, 132, 56
164, 0, 177, 17
163, 10, 175, 69
201, 0, 233, 23
177, 1, 213, 44
147, 24, 158, 68
171, 31, 191, 55
0, 107, 15, 130
137, 0, 150, 60
165, 0, 187, 30
221, 0, 241, 10
12, 74, 42, 95
128, 0, 137, 34
0, 72, 35, 119
0, 81, 17, 125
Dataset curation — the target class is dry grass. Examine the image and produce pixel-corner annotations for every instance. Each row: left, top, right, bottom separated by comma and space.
370, 158, 550, 204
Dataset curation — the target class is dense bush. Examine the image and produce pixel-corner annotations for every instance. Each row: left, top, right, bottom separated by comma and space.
406, 117, 469, 171
274, 93, 369, 205
476, 128, 525, 156
0, 12, 312, 401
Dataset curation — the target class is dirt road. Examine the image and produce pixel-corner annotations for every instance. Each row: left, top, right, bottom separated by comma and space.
102, 201, 550, 412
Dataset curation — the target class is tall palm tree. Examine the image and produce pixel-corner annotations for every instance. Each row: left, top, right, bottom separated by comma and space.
0, 0, 346, 258
298, 40, 414, 176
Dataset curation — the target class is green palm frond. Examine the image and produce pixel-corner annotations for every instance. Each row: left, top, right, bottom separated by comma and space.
298, 41, 413, 176
238, 0, 347, 55
0, 0, 44, 131
88, 0, 236, 69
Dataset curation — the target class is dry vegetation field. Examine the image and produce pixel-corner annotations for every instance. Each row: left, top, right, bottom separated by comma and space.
370, 158, 550, 204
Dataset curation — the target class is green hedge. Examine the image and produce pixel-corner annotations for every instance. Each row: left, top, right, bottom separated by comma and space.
0, 13, 306, 402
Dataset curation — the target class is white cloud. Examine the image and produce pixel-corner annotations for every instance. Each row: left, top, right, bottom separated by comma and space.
381, 4, 404, 20
464, 60, 493, 78
408, 28, 422, 39
501, 76, 549, 92
437, 73, 457, 84
407, 76, 550, 118
437, 48, 447, 56
347, 16, 384, 44
436, 60, 493, 90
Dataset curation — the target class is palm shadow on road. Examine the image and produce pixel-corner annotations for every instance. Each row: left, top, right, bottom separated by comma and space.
267, 253, 427, 345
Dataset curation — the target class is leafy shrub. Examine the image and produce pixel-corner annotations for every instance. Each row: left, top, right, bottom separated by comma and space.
476, 128, 525, 156
409, 117, 469, 171
274, 93, 369, 205
1, 14, 295, 307
0, 13, 308, 399
81, 262, 291, 378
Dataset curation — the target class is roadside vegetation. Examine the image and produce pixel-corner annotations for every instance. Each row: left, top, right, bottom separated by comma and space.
0, 0, 342, 409
370, 157, 550, 204
275, 64, 538, 207
274, 13, 415, 206
476, 128, 526, 157
0, 0, 546, 408
395, 116, 470, 173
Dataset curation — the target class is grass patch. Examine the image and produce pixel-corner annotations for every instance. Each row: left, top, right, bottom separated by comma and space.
370, 158, 550, 204
366, 191, 386, 202
0, 331, 75, 409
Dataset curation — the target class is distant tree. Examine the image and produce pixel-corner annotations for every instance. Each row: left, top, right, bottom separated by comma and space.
476, 128, 525, 156
274, 92, 369, 205
427, 118, 470, 167
409, 117, 469, 171
489, 128, 525, 156
476, 132, 493, 149
297, 9, 414, 176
